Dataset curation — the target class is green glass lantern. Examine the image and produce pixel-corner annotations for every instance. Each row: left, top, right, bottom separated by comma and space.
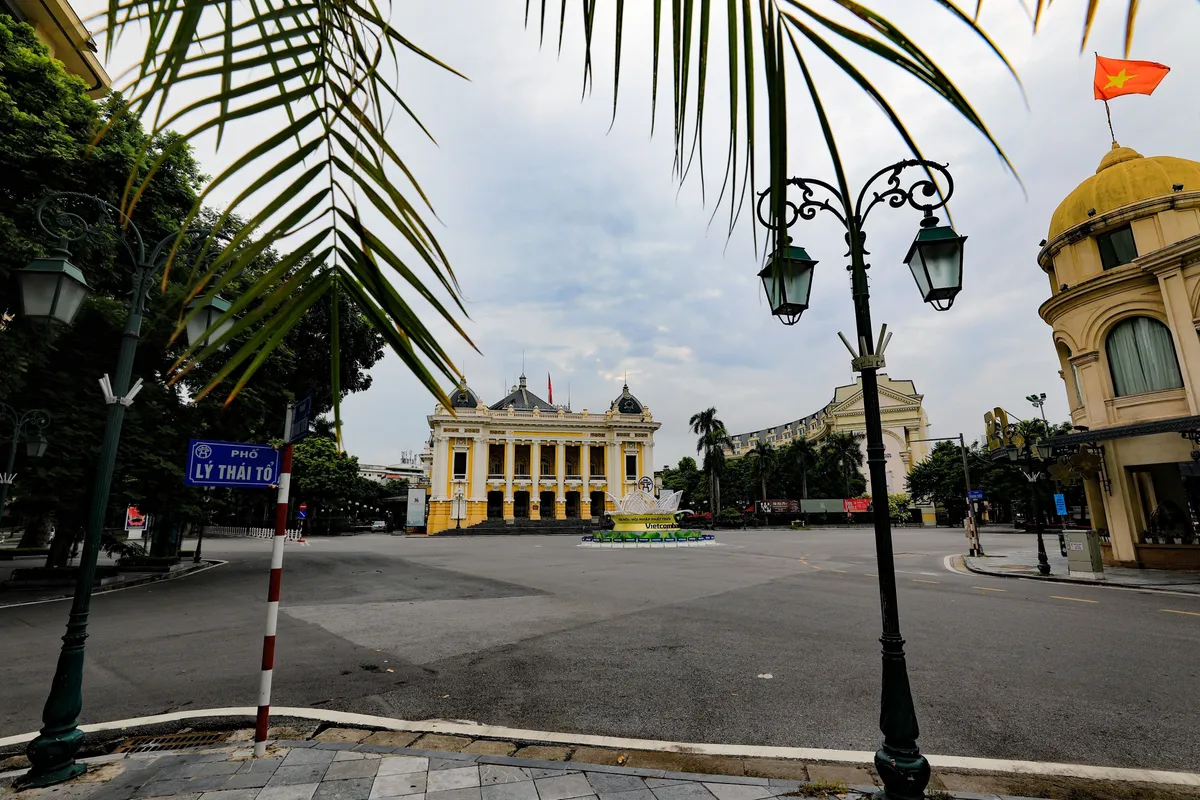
758, 244, 817, 325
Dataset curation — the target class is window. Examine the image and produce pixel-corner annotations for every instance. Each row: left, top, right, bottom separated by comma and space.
625, 453, 637, 480
1056, 342, 1084, 409
452, 451, 468, 480
1105, 317, 1184, 397
1097, 225, 1137, 271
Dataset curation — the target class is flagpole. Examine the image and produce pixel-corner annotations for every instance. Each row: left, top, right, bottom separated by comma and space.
1103, 99, 1116, 144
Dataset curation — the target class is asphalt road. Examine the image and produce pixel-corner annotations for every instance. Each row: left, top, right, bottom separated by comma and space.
3, 528, 1199, 772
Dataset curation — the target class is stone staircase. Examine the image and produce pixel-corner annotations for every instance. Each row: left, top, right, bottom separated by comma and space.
438, 517, 603, 536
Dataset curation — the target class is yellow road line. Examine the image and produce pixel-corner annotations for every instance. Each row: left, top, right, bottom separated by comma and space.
864, 573, 876, 577
1051, 596, 1099, 604
831, 569, 848, 574
913, 579, 939, 584
973, 586, 1006, 592
1162, 609, 1200, 617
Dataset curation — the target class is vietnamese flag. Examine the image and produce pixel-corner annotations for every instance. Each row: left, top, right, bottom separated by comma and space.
1095, 55, 1170, 100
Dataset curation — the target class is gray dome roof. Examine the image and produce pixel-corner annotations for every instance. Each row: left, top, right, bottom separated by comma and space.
489, 374, 555, 412
449, 377, 481, 408
613, 383, 643, 414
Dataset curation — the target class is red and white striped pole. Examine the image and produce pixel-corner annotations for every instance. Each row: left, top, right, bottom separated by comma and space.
254, 403, 294, 757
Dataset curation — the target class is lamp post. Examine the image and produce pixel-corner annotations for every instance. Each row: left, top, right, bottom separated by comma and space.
756, 159, 965, 800
910, 434, 982, 557
15, 192, 225, 788
0, 405, 51, 528
1002, 439, 1053, 576
1026, 393, 1048, 425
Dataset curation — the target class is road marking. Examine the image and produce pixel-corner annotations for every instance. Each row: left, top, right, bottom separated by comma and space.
973, 586, 1006, 592
1162, 609, 1200, 617
913, 579, 939, 584
1051, 596, 1099, 604
3, 707, 1198, 788
864, 573, 876, 577
920, 571, 939, 576
830, 569, 848, 574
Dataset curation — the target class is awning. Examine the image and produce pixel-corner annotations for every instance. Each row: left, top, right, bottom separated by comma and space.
1042, 414, 1200, 447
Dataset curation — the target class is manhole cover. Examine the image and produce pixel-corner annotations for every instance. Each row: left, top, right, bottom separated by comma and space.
113, 731, 231, 753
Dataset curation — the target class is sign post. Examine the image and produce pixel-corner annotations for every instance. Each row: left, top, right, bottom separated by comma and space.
254, 403, 296, 757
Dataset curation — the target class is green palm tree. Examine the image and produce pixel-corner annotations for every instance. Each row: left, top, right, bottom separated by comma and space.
94, 1, 1146, 429
784, 437, 817, 500
690, 407, 731, 521
749, 441, 776, 502
822, 431, 865, 497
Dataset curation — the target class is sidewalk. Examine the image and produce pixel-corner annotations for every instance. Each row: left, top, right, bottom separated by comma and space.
964, 547, 1200, 594
0, 729, 1067, 800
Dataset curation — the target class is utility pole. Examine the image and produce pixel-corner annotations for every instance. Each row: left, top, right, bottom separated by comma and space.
911, 434, 983, 557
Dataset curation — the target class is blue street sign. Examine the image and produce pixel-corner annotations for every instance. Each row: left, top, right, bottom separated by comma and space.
967, 489, 985, 502
185, 439, 281, 488
1054, 492, 1068, 516
289, 394, 312, 443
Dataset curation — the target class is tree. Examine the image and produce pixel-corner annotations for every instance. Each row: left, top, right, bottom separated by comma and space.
0, 20, 385, 558
817, 432, 866, 498
888, 493, 912, 524
660, 456, 703, 511
690, 408, 732, 522
748, 442, 777, 502
779, 438, 818, 500
290, 434, 362, 532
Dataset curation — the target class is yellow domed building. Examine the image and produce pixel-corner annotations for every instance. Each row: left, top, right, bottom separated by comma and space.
1038, 143, 1200, 568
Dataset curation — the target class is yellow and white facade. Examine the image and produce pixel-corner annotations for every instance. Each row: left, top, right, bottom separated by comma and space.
1038, 143, 1200, 569
425, 375, 660, 534
723, 374, 931, 496
2, 0, 110, 96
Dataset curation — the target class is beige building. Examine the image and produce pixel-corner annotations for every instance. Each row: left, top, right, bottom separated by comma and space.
1038, 143, 1200, 569
425, 375, 659, 534
2, 0, 110, 96
724, 374, 932, 497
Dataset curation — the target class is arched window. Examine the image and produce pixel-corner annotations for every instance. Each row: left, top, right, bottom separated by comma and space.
1105, 317, 1184, 397
1056, 342, 1083, 408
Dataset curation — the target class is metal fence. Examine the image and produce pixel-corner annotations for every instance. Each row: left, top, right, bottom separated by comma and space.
202, 525, 303, 541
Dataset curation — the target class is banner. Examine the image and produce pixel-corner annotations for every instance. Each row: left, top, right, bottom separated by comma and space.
843, 498, 871, 513
757, 499, 801, 514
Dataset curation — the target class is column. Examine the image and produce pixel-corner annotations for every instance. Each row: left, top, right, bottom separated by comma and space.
581, 443, 591, 519
608, 440, 621, 501
471, 437, 486, 502
504, 440, 514, 502
644, 440, 654, 492
530, 440, 541, 520
1157, 268, 1200, 414
431, 435, 449, 500
555, 440, 566, 519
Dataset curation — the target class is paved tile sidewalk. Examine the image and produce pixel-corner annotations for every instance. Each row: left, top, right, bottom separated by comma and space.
965, 547, 1200, 594
0, 739, 1045, 800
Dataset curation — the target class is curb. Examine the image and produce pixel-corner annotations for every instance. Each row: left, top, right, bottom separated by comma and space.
958, 554, 1200, 595
2, 707, 1198, 788
0, 559, 227, 609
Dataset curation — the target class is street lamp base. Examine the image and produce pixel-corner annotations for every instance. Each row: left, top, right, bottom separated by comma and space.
873, 748, 931, 800
15, 755, 87, 789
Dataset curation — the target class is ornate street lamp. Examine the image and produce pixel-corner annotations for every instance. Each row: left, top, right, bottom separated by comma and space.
755, 159, 965, 800
16, 192, 212, 788
16, 243, 90, 328
186, 295, 234, 351
758, 243, 818, 325
903, 213, 966, 311
0, 406, 51, 525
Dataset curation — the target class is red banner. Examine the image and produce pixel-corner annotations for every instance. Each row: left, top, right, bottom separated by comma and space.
843, 498, 871, 513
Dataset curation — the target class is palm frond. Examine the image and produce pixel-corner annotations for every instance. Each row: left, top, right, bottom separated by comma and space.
533, 0, 1023, 240
94, 0, 475, 431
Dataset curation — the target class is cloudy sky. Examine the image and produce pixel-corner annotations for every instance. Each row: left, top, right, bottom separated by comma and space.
94, 1, 1200, 468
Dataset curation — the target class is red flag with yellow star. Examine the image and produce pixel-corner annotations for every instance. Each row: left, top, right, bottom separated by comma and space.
1095, 55, 1170, 100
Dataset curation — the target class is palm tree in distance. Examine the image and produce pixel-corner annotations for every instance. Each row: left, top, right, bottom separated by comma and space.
784, 437, 818, 501
749, 441, 777, 502
690, 408, 732, 524
822, 431, 865, 497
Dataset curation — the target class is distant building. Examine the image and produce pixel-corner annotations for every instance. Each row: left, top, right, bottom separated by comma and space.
425, 374, 659, 534
358, 452, 425, 486
2, 0, 110, 96
723, 374, 931, 496
1038, 143, 1200, 569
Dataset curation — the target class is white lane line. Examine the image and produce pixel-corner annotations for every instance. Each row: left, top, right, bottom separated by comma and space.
0, 560, 228, 609
1051, 595, 1099, 604
1, 707, 1197, 787
913, 579, 939, 584
973, 586, 1006, 592
1163, 609, 1200, 617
